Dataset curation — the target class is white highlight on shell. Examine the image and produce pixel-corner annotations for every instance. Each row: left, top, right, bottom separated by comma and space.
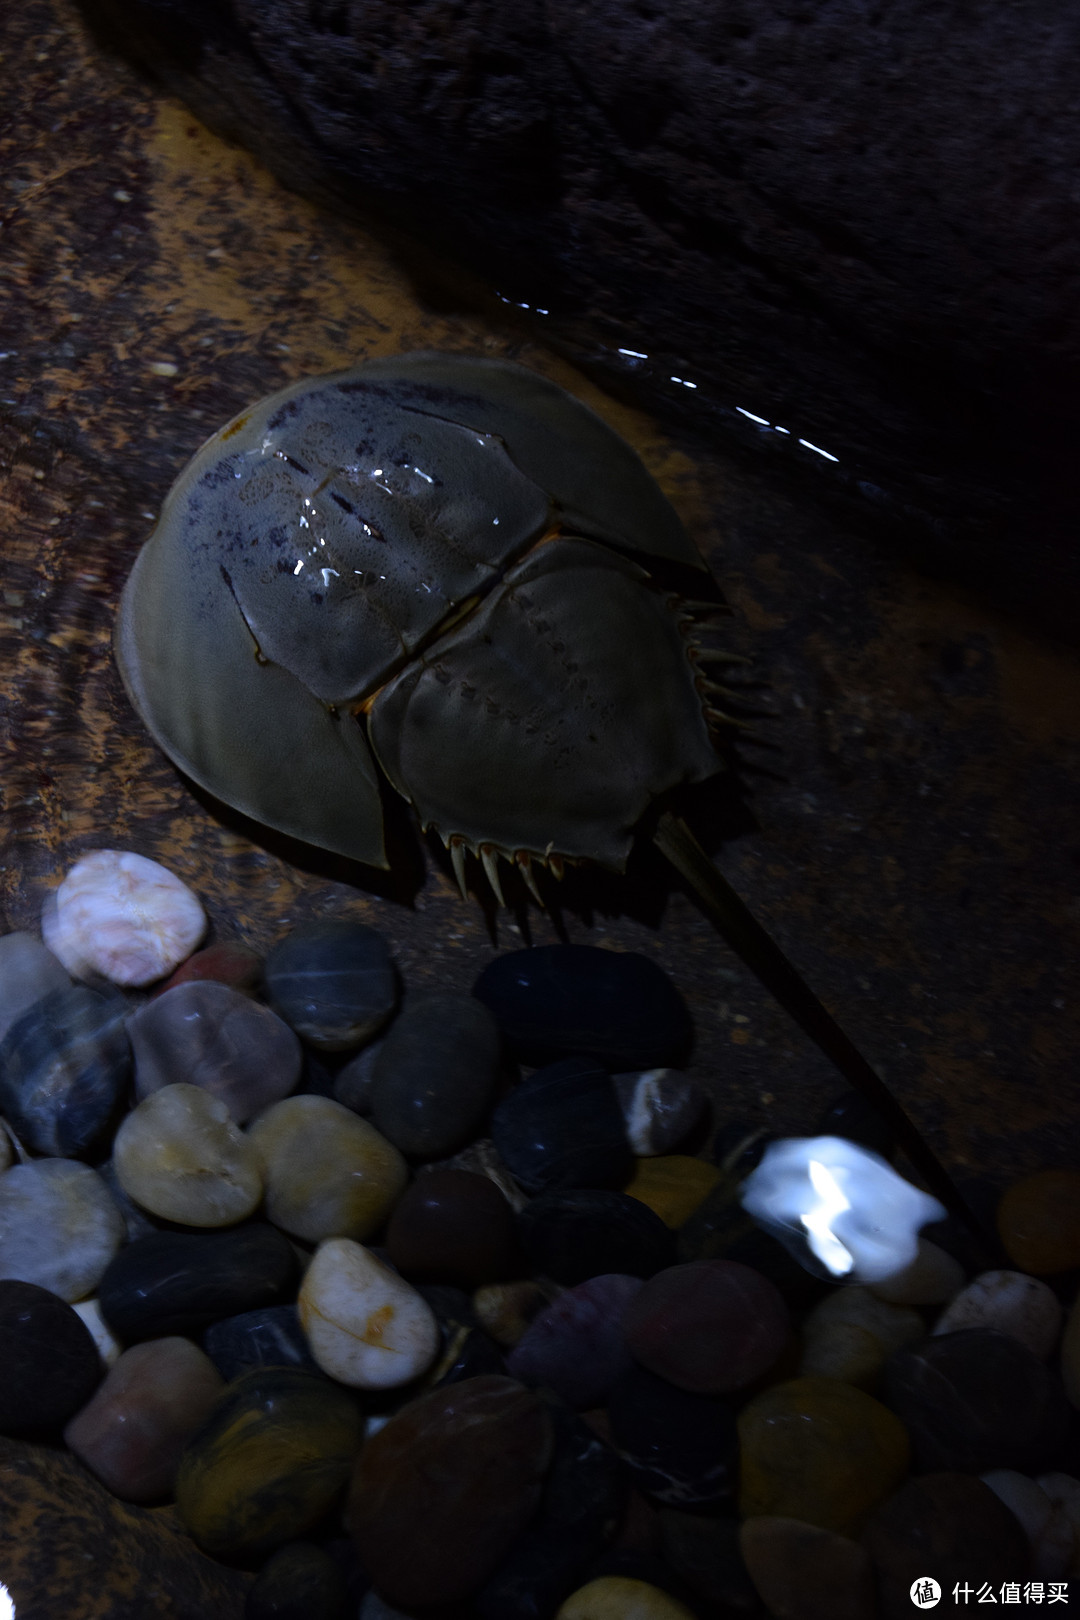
740, 1135, 946, 1283
42, 849, 207, 988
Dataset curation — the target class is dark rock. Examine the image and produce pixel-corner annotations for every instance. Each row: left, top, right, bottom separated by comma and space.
0, 983, 129, 1157
0, 1279, 104, 1435
245, 1541, 349, 1620
346, 1374, 553, 1608
264, 920, 396, 1052
332, 1037, 384, 1114
99, 1223, 300, 1344
386, 1168, 517, 1288
76, 0, 1080, 636
492, 1058, 634, 1193
412, 1283, 507, 1390
369, 992, 501, 1157
176, 1367, 363, 1563
202, 1303, 320, 1383
623, 1259, 790, 1394
0, 1433, 252, 1618
658, 1511, 761, 1615
677, 1176, 832, 1311
882, 1327, 1070, 1474
607, 1363, 738, 1507
518, 1190, 677, 1285
816, 1091, 895, 1160
739, 1516, 876, 1620
473, 945, 692, 1070
506, 1274, 642, 1409
156, 940, 263, 999
862, 1473, 1031, 1618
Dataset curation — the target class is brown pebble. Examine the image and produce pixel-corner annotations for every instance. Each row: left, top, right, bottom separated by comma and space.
473, 1279, 559, 1347
386, 1169, 517, 1288
154, 942, 263, 999
346, 1373, 553, 1607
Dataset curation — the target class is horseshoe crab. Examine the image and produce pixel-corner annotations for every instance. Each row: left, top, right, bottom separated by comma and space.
114, 352, 981, 1237
115, 352, 733, 893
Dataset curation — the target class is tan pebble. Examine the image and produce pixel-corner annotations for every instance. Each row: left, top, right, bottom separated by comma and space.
623, 1155, 721, 1228
555, 1575, 697, 1619
740, 1515, 875, 1620
800, 1286, 924, 1387
298, 1237, 439, 1389
247, 1094, 407, 1243
934, 1269, 1062, 1358
473, 1279, 559, 1347
42, 849, 206, 987
869, 1237, 964, 1305
113, 1083, 262, 1226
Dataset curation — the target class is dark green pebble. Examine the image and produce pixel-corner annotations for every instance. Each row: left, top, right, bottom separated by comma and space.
99, 1223, 299, 1343
246, 1541, 349, 1620
607, 1363, 738, 1507
369, 992, 501, 1157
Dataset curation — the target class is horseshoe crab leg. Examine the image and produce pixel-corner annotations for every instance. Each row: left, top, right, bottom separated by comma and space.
653, 810, 992, 1253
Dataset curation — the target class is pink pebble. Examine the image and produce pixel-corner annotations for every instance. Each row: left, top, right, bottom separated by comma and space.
42, 849, 206, 987
623, 1259, 790, 1394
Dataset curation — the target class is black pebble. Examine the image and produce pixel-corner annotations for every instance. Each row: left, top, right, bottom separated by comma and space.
517, 1189, 676, 1284
607, 1363, 738, 1507
99, 1223, 299, 1343
369, 991, 501, 1157
476, 1394, 627, 1619
473, 945, 692, 1070
883, 1327, 1071, 1474
246, 1541, 349, 1620
492, 1058, 634, 1193
264, 920, 396, 1051
0, 1279, 103, 1435
203, 1304, 320, 1383
0, 985, 130, 1157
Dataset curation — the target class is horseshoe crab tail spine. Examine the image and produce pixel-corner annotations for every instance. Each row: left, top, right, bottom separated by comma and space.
449, 837, 470, 902
652, 809, 994, 1255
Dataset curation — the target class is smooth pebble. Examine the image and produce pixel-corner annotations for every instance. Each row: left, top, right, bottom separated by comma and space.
154, 940, 262, 998
869, 1236, 964, 1305
128, 981, 302, 1122
0, 1279, 104, 1433
739, 1516, 875, 1620
264, 920, 396, 1051
555, 1576, 697, 1619
72, 1298, 123, 1367
247, 1094, 406, 1243
623, 1156, 722, 1229
386, 1168, 517, 1287
298, 1237, 439, 1389
981, 1469, 1072, 1578
113, 1083, 263, 1226
623, 1259, 790, 1394
506, 1274, 642, 1408
0, 1159, 124, 1301
492, 1057, 633, 1193
0, 983, 130, 1156
64, 1336, 225, 1501
614, 1068, 708, 1157
799, 1286, 924, 1387
518, 1189, 677, 1284
998, 1170, 1080, 1274
607, 1362, 738, 1506
98, 1223, 299, 1343
346, 1374, 553, 1608
176, 1366, 362, 1560
42, 849, 206, 987
202, 1303, 320, 1383
369, 991, 501, 1158
933, 1269, 1062, 1359
0, 932, 70, 1045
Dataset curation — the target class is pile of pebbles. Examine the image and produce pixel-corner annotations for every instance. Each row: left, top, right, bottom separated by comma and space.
2, 847, 1080, 1619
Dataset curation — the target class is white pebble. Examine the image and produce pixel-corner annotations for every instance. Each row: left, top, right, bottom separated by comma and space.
42, 849, 206, 987
981, 1470, 1072, 1579
298, 1237, 439, 1390
934, 1270, 1062, 1359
